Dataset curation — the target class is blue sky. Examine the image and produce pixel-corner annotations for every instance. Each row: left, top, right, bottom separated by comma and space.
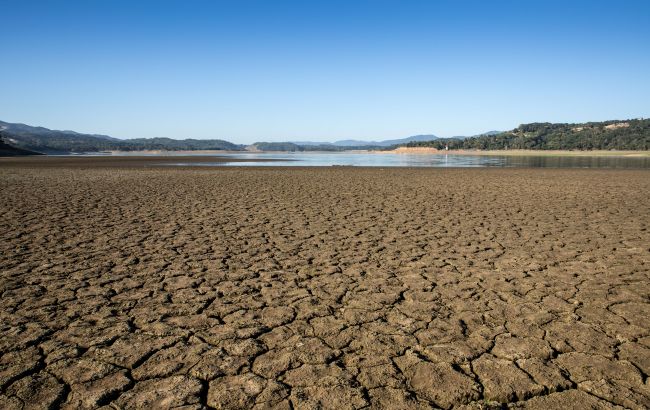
1, 0, 649, 143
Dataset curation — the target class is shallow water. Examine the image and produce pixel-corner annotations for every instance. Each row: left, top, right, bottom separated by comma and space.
167, 152, 650, 168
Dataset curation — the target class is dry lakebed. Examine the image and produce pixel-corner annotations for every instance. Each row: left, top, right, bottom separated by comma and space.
0, 156, 649, 409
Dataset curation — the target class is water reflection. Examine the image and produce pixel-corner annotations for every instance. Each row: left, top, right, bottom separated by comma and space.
167, 152, 650, 169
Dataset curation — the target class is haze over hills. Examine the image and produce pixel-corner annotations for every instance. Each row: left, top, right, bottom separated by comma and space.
292, 134, 439, 147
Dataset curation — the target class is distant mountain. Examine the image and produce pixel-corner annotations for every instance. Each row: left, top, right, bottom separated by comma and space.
248, 142, 373, 152
0, 120, 243, 153
290, 141, 334, 146
378, 134, 439, 146
291, 134, 439, 147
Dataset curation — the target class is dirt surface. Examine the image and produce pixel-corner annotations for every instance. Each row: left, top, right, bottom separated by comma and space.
1, 158, 649, 409
0, 155, 277, 168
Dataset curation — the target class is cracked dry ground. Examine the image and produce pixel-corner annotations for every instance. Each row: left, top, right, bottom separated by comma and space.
1, 164, 649, 409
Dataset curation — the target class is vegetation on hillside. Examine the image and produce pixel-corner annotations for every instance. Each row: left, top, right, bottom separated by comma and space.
0, 135, 43, 156
403, 119, 650, 151
0, 121, 243, 153
123, 138, 241, 151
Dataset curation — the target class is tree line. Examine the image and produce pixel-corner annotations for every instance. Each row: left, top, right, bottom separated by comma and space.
403, 119, 650, 151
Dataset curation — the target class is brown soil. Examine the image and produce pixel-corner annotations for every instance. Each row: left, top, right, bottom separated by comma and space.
1, 157, 649, 409
0, 155, 277, 168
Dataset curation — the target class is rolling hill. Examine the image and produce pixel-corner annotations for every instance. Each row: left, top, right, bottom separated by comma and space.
0, 121, 242, 153
0, 136, 43, 156
403, 120, 650, 151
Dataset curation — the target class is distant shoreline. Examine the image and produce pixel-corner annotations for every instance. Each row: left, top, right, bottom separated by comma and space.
105, 150, 243, 155
47, 148, 650, 158
389, 147, 650, 157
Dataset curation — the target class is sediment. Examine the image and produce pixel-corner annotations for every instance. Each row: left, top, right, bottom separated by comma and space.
1, 158, 649, 409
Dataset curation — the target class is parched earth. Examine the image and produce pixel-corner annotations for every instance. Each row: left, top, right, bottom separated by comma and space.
0, 160, 649, 409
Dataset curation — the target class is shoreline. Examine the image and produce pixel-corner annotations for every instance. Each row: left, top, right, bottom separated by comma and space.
106, 148, 650, 158
388, 147, 650, 157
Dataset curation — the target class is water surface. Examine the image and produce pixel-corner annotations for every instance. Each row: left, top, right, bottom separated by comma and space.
167, 152, 650, 169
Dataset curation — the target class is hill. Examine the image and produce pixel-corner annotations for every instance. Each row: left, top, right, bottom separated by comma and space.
0, 138, 42, 156
0, 121, 243, 153
402, 119, 650, 151
0, 134, 43, 156
122, 137, 242, 151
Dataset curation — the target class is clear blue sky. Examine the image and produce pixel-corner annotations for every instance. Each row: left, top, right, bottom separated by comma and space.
1, 0, 649, 143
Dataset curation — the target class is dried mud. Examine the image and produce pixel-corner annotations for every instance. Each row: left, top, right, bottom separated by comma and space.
1, 159, 649, 409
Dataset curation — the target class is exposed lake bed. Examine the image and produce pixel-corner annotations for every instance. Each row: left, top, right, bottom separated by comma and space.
1, 158, 649, 408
